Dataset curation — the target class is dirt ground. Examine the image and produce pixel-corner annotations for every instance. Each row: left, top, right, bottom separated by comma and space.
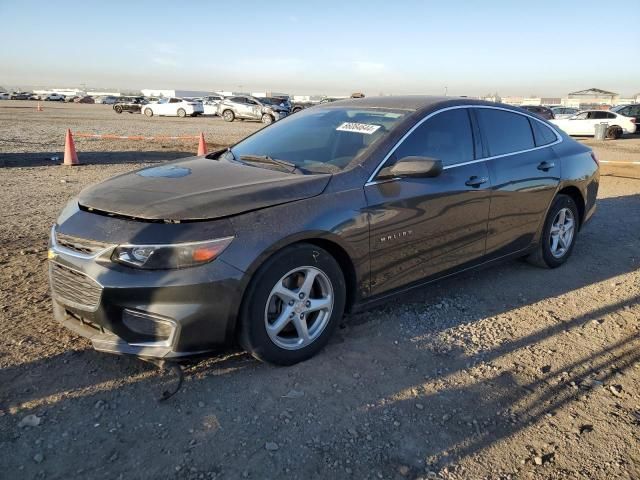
0, 101, 639, 480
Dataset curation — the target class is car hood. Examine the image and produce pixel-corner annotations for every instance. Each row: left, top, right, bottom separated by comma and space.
78, 156, 331, 221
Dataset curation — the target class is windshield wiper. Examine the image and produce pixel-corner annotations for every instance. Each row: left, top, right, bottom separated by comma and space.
239, 155, 304, 174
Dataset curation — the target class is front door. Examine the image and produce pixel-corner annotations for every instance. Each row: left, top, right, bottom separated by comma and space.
364, 107, 492, 296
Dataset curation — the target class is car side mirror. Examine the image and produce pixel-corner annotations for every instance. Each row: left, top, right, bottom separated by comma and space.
378, 156, 443, 180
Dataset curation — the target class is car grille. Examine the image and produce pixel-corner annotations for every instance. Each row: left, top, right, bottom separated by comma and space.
55, 233, 110, 256
50, 263, 103, 311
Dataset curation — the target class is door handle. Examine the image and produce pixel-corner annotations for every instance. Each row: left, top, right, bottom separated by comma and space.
465, 176, 488, 187
537, 161, 555, 171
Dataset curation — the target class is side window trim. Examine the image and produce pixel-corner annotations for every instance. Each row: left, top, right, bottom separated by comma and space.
468, 108, 486, 159
366, 105, 563, 185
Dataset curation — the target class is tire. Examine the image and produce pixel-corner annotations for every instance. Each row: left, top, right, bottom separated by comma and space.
606, 125, 622, 140
222, 110, 235, 122
114, 105, 122, 114
144, 108, 153, 117
177, 108, 186, 118
292, 107, 302, 114
261, 113, 274, 125
527, 194, 579, 268
238, 244, 346, 365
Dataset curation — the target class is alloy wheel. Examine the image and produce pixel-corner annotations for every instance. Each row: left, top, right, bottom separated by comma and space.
549, 207, 575, 258
264, 266, 334, 350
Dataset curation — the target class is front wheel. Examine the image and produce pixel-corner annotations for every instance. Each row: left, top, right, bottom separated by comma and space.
222, 110, 235, 122
527, 194, 579, 268
239, 244, 346, 365
177, 108, 186, 118
114, 105, 122, 114
144, 108, 153, 117
261, 113, 274, 125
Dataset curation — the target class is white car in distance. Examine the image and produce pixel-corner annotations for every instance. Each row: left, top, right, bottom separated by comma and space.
551, 110, 637, 139
550, 107, 580, 119
45, 93, 66, 101
203, 95, 224, 115
143, 97, 204, 117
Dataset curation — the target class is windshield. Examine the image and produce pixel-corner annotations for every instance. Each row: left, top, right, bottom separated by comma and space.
227, 107, 409, 173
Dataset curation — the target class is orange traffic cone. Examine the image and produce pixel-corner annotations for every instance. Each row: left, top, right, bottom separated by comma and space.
197, 132, 207, 156
36, 102, 43, 112
63, 129, 79, 166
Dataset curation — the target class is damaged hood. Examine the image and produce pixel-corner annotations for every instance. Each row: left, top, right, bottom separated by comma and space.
78, 156, 331, 221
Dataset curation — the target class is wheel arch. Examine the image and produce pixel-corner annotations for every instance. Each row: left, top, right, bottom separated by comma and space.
230, 233, 360, 342
557, 185, 585, 228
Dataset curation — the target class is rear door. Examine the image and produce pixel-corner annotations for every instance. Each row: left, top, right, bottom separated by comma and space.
231, 97, 250, 118
364, 107, 492, 295
474, 107, 561, 258
245, 98, 263, 119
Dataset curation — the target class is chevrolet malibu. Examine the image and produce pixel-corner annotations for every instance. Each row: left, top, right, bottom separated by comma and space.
49, 97, 599, 365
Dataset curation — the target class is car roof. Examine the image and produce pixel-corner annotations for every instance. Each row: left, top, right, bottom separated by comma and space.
316, 95, 523, 113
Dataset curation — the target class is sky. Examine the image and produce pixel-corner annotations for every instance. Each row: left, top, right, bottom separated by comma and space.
1, 0, 638, 97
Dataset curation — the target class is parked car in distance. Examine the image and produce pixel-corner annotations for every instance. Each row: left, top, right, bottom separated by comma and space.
74, 96, 95, 104
44, 93, 66, 102
142, 97, 204, 117
520, 105, 554, 120
217, 96, 289, 124
10, 92, 31, 100
550, 107, 580, 119
64, 95, 79, 103
203, 95, 223, 104
203, 95, 224, 115
0, 93, 9, 100
610, 104, 640, 134
113, 96, 146, 113
291, 100, 315, 113
551, 110, 636, 139
48, 96, 599, 365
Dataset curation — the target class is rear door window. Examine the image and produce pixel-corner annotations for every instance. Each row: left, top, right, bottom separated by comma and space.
475, 108, 535, 156
392, 108, 475, 167
588, 111, 608, 119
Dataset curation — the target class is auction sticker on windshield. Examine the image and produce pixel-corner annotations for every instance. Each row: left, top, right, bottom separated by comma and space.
336, 122, 381, 135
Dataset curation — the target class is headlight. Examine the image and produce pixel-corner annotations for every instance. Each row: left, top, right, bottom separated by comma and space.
112, 237, 233, 269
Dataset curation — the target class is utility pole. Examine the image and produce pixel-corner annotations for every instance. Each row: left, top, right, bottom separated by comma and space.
444, 86, 448, 96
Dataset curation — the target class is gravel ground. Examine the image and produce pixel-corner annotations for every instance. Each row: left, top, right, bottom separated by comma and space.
0, 102, 639, 480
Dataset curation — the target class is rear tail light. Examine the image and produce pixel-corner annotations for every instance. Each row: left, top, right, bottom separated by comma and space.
590, 152, 599, 166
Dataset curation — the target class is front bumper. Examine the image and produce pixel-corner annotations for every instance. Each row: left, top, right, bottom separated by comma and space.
48, 228, 245, 359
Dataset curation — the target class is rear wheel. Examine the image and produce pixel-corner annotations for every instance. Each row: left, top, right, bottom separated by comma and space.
144, 108, 153, 117
606, 125, 623, 139
261, 113, 274, 125
527, 194, 579, 268
222, 110, 235, 122
239, 244, 346, 365
114, 105, 122, 114
177, 108, 186, 118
